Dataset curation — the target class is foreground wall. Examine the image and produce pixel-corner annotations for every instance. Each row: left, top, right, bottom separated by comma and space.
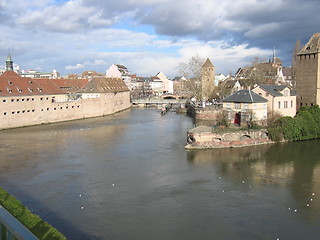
0, 91, 131, 129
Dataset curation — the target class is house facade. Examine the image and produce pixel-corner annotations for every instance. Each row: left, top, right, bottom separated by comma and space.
222, 89, 268, 125
252, 84, 296, 117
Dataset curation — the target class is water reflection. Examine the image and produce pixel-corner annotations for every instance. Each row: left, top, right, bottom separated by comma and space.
187, 141, 320, 215
0, 108, 320, 239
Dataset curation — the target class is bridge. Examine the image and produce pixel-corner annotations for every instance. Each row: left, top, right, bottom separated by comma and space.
132, 97, 189, 106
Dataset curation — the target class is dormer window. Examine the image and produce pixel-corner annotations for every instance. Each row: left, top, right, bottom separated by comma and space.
28, 88, 33, 92
29, 81, 33, 85
8, 81, 12, 85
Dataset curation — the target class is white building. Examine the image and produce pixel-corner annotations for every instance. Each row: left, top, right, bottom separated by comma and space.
106, 64, 132, 90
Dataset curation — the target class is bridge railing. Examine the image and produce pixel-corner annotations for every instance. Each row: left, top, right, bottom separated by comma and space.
0, 205, 38, 240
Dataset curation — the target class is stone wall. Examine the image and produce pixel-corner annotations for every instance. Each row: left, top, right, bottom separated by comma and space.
186, 127, 272, 149
296, 52, 320, 107
0, 91, 131, 129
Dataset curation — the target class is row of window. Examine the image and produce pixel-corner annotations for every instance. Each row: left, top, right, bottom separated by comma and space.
278, 100, 294, 109
229, 103, 266, 109
3, 105, 80, 115
3, 98, 35, 103
2, 97, 56, 103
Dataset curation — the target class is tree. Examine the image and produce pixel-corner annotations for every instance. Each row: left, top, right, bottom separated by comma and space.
237, 57, 278, 87
179, 55, 204, 101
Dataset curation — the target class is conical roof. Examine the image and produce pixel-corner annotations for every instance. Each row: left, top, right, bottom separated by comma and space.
6, 54, 12, 62
202, 58, 214, 68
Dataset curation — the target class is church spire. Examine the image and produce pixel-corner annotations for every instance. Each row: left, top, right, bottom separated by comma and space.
5, 53, 13, 71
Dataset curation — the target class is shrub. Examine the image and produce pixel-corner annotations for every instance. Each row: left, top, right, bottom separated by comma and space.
268, 105, 320, 142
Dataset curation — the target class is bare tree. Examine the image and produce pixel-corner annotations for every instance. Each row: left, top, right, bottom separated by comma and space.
238, 57, 278, 87
179, 55, 205, 101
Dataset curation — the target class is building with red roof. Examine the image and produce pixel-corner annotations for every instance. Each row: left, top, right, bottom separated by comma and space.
0, 55, 131, 129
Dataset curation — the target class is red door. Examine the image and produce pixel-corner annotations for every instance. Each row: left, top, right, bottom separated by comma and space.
234, 112, 241, 125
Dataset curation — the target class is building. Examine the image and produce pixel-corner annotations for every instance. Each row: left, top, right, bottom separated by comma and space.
201, 58, 215, 101
0, 56, 131, 129
106, 64, 132, 90
222, 90, 268, 125
20, 69, 60, 79
296, 33, 320, 107
156, 72, 173, 94
252, 84, 296, 117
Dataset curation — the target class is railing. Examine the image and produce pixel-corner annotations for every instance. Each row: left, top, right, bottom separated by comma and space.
0, 205, 38, 240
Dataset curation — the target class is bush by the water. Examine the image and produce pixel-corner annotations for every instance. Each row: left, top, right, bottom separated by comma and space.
268, 105, 320, 142
0, 186, 66, 240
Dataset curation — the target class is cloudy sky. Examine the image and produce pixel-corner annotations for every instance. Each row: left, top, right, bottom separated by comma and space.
0, 0, 319, 77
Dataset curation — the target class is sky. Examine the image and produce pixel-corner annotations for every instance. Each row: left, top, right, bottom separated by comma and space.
0, 0, 319, 78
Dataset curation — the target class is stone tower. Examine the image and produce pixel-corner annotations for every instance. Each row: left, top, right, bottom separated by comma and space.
201, 58, 215, 101
296, 33, 320, 107
5, 54, 13, 71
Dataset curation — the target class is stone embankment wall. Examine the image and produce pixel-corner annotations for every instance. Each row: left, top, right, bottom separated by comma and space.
186, 127, 273, 149
187, 103, 221, 120
0, 92, 131, 129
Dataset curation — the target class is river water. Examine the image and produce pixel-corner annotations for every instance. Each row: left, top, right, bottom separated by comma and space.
0, 108, 320, 240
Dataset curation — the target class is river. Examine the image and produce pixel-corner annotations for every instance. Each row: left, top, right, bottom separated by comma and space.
0, 108, 320, 240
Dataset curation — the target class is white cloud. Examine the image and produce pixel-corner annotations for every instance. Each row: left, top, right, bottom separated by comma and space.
65, 63, 85, 70
1, 0, 319, 77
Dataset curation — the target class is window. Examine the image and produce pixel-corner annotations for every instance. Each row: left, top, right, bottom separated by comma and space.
234, 103, 241, 109
3, 99, 6, 103
4, 112, 7, 115
291, 100, 293, 108
278, 101, 281, 109
284, 90, 289, 97
244, 104, 249, 109
284, 101, 288, 108
11, 99, 14, 102
226, 103, 231, 108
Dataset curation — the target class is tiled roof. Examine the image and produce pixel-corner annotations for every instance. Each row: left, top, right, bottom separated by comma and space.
78, 76, 129, 93
33, 78, 65, 94
258, 84, 287, 97
52, 78, 88, 93
0, 71, 51, 96
223, 89, 267, 103
298, 33, 320, 55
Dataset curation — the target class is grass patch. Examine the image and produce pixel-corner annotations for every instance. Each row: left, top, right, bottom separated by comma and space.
0, 186, 66, 240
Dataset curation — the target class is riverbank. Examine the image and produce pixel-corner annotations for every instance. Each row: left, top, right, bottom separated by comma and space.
0, 186, 66, 240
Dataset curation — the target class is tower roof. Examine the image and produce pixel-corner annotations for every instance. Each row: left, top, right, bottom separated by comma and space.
6, 54, 12, 62
202, 58, 214, 68
298, 33, 320, 55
